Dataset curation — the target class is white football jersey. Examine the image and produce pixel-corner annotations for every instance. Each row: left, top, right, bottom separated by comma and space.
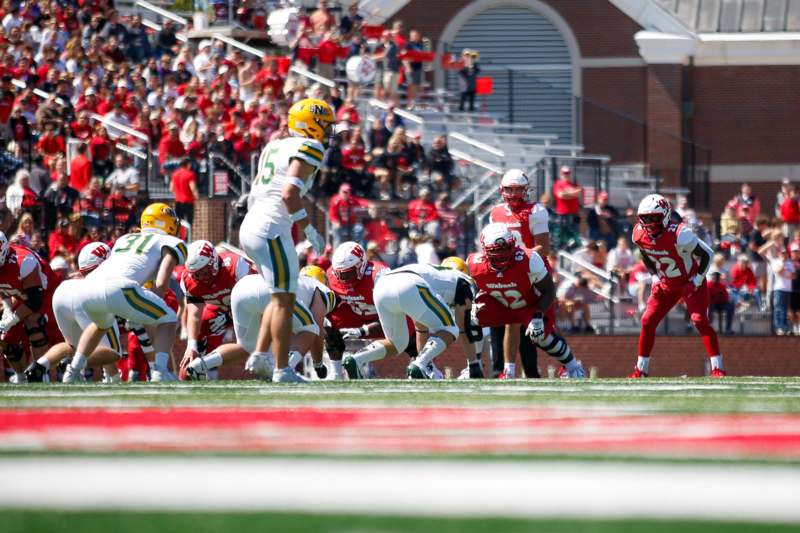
89, 229, 188, 285
247, 136, 326, 229
297, 276, 336, 314
391, 263, 475, 307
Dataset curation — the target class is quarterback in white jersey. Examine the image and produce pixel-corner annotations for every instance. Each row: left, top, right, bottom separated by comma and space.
238, 98, 334, 383
68, 203, 187, 382
185, 266, 336, 380
343, 262, 474, 380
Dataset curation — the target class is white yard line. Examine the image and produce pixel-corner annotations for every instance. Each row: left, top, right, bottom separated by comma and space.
0, 457, 798, 523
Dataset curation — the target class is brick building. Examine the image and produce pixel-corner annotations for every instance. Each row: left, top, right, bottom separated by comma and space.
381, 0, 800, 215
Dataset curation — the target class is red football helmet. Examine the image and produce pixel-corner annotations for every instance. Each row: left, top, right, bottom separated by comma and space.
480, 223, 516, 271
637, 194, 671, 236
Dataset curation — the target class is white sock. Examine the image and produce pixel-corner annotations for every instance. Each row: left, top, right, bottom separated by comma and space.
709, 355, 724, 371
71, 352, 88, 370
331, 360, 343, 373
416, 336, 447, 367
353, 341, 387, 365
636, 356, 650, 373
288, 350, 302, 368
36, 356, 50, 370
203, 351, 223, 369
155, 352, 169, 370
503, 362, 516, 377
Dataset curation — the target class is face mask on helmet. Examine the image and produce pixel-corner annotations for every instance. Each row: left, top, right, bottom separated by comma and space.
484, 240, 514, 270
639, 212, 665, 235
501, 185, 527, 207
190, 260, 218, 283
334, 264, 361, 286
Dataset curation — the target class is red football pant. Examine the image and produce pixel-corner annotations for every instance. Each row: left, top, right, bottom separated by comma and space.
638, 280, 720, 357
199, 305, 231, 354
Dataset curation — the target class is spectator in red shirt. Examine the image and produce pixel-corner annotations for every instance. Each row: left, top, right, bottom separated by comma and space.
104, 183, 133, 227
729, 254, 762, 310
69, 142, 92, 192
707, 270, 734, 335
74, 87, 100, 114
316, 31, 340, 80
727, 183, 761, 227
47, 217, 79, 262
552, 165, 582, 237
77, 178, 106, 228
780, 185, 800, 238
89, 125, 113, 178
158, 123, 186, 172
35, 122, 66, 166
336, 98, 360, 125
407, 187, 440, 238
329, 183, 368, 247
170, 158, 198, 226
69, 111, 93, 140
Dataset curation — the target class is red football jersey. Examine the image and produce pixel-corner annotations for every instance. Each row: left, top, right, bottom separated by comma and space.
489, 202, 549, 249
633, 222, 699, 289
10, 245, 60, 294
0, 252, 26, 299
180, 251, 255, 311
467, 247, 550, 313
327, 261, 389, 329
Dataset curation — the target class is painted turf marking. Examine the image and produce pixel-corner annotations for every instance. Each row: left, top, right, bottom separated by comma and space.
1, 457, 799, 523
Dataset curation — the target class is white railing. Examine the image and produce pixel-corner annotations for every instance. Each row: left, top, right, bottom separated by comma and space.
448, 148, 503, 174
213, 34, 264, 59
90, 113, 150, 143
115, 143, 147, 160
448, 132, 505, 158
11, 79, 69, 107
135, 0, 188, 26
290, 64, 336, 89
141, 19, 187, 42
367, 98, 424, 124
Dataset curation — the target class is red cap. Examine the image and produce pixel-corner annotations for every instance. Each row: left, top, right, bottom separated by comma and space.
790, 243, 800, 253
560, 165, 572, 174
598, 191, 609, 200
339, 183, 352, 193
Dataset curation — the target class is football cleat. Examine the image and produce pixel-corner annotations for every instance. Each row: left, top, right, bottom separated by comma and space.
628, 368, 648, 378
427, 363, 444, 380
342, 355, 364, 380
8, 372, 27, 384
24, 362, 47, 383
62, 364, 85, 383
314, 363, 328, 379
406, 361, 428, 380
457, 361, 484, 380
272, 366, 308, 383
185, 358, 209, 381
244, 353, 274, 380
151, 367, 177, 382
710, 368, 727, 378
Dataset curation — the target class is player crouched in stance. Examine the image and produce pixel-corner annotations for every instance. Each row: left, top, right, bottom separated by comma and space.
0, 232, 63, 383
183, 265, 335, 380
468, 223, 586, 378
24, 242, 122, 383
343, 262, 469, 380
440, 256, 487, 379
179, 240, 255, 375
64, 203, 187, 382
630, 194, 725, 378
238, 98, 333, 383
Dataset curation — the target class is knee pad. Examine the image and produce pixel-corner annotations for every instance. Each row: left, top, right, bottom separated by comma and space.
24, 315, 49, 349
3, 343, 25, 363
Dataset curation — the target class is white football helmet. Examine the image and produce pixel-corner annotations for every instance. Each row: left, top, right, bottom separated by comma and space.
186, 240, 220, 283
332, 241, 367, 286
0, 232, 10, 266
500, 169, 529, 207
480, 223, 516, 271
78, 242, 111, 276
637, 194, 672, 235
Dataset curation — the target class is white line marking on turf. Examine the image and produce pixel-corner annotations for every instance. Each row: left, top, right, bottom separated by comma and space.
0, 457, 798, 523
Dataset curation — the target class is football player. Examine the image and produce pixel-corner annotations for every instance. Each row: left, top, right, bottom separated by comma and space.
183, 266, 335, 380
630, 194, 724, 377
64, 203, 187, 382
24, 242, 122, 383
238, 98, 333, 383
179, 240, 255, 372
0, 232, 63, 383
343, 262, 466, 380
488, 169, 550, 378
325, 241, 393, 378
468, 223, 586, 378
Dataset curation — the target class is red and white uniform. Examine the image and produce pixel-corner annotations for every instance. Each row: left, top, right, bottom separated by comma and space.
633, 221, 718, 358
467, 247, 554, 330
0, 245, 63, 349
488, 202, 549, 249
180, 251, 255, 353
326, 261, 388, 330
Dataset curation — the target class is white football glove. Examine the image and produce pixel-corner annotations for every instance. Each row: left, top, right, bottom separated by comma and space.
0, 312, 20, 333
304, 225, 326, 255
525, 313, 545, 342
341, 327, 365, 340
245, 353, 274, 379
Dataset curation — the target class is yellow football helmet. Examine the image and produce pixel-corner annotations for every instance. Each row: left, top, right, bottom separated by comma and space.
288, 98, 335, 145
141, 202, 179, 236
441, 256, 469, 274
300, 265, 328, 286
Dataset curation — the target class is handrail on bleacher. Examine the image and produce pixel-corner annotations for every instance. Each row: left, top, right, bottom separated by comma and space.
212, 34, 264, 59
89, 113, 150, 143
134, 0, 188, 26
11, 78, 69, 107
448, 132, 505, 158
557, 249, 616, 287
290, 64, 336, 89
140, 19, 187, 42
366, 98, 424, 124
